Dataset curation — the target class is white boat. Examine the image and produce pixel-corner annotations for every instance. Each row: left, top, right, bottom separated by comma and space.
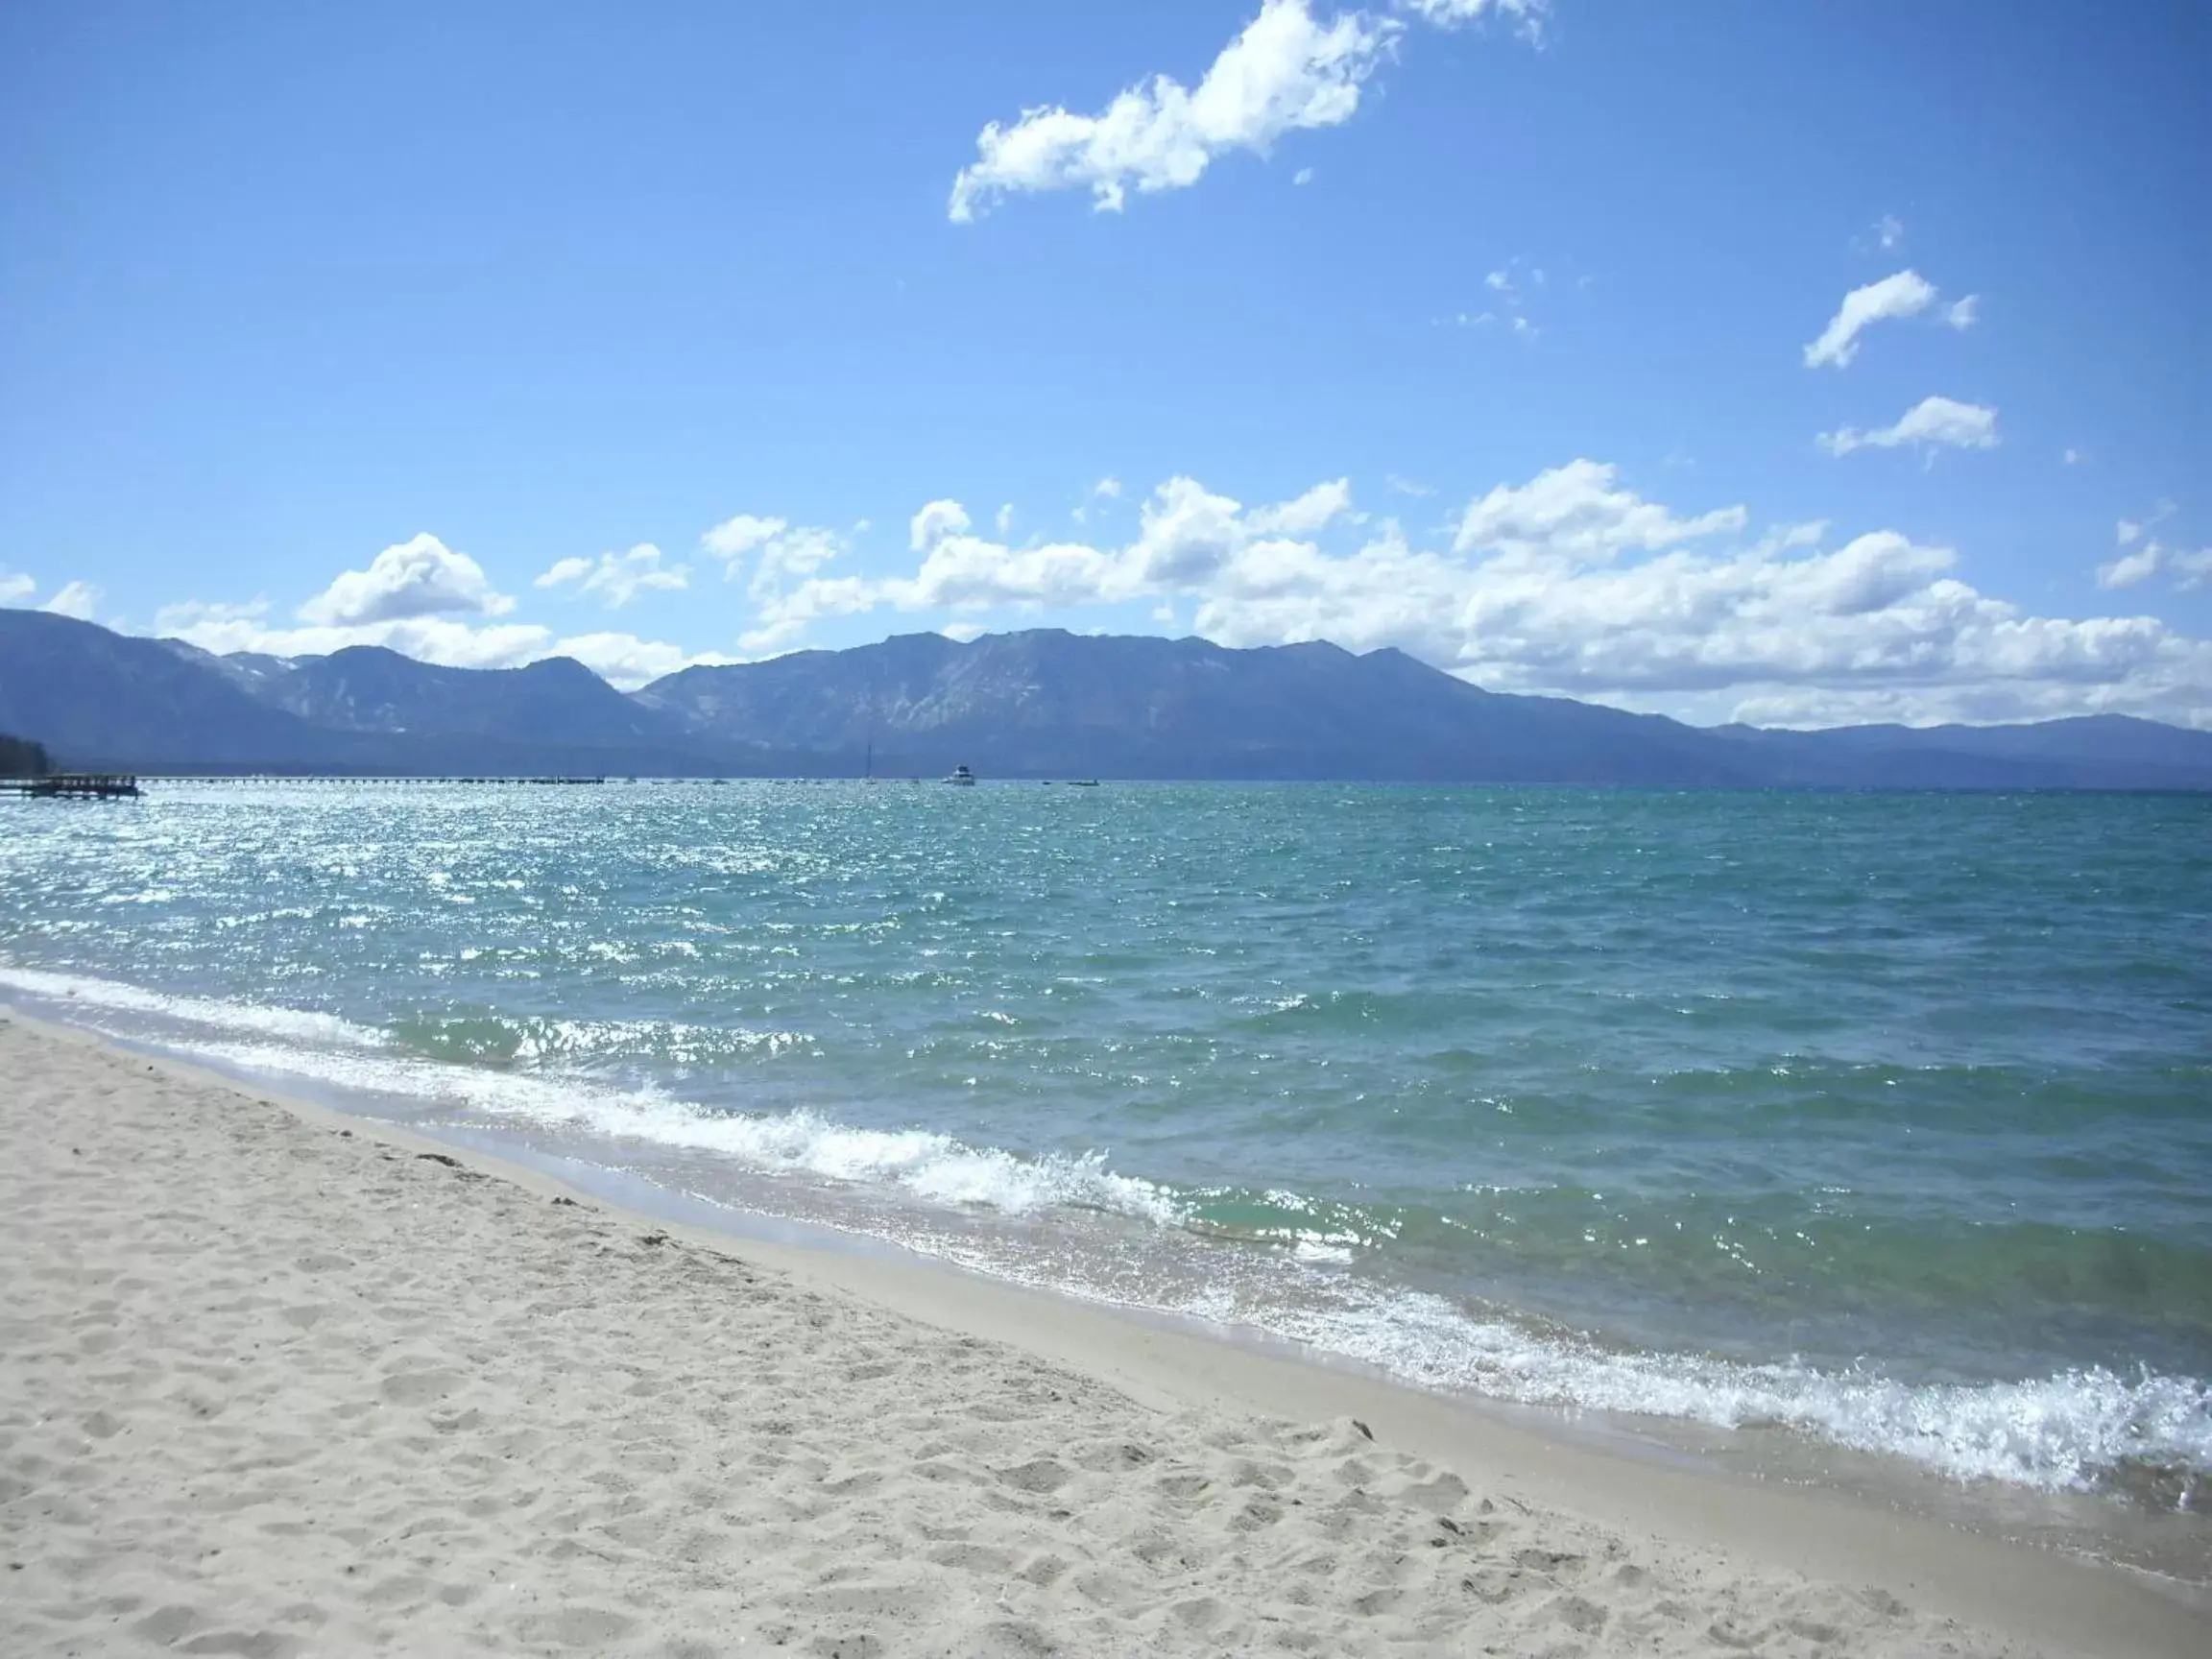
945, 764, 976, 785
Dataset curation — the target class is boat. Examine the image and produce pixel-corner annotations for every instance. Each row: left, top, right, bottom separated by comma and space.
945, 764, 976, 786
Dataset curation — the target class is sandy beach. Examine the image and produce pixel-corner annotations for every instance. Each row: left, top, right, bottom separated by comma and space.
2, 1012, 2200, 1658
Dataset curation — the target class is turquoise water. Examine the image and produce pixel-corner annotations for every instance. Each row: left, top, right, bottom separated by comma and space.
4, 781, 2208, 1506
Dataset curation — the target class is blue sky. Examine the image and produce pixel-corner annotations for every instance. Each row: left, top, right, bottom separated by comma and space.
2, 0, 2206, 725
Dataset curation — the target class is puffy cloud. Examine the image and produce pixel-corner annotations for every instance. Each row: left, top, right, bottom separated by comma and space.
1818, 396, 2001, 457
152, 599, 273, 634
1453, 459, 1745, 561
739, 573, 882, 654
297, 533, 513, 626
2098, 545, 2163, 589
1874, 214, 1905, 252
1802, 270, 1978, 369
744, 461, 2211, 728
547, 632, 737, 689
164, 610, 554, 671
39, 580, 102, 620
2062, 447, 2087, 466
534, 543, 688, 609
0, 570, 36, 604
909, 499, 973, 552
1130, 476, 1247, 585
700, 514, 787, 560
750, 526, 840, 589
154, 599, 725, 689
908, 530, 1131, 611
1248, 478, 1354, 536
701, 511, 848, 613
949, 0, 1398, 220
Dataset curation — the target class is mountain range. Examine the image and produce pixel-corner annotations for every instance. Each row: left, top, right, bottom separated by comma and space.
3, 609, 2208, 789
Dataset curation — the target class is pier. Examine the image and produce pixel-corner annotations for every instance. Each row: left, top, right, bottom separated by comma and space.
0, 773, 142, 799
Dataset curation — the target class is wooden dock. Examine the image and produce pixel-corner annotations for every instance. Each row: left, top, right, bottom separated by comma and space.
0, 773, 142, 799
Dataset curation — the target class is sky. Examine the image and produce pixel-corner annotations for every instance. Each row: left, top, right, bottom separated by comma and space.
2, 0, 2207, 727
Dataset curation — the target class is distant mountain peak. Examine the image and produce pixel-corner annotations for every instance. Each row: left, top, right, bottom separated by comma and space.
1, 612, 2202, 786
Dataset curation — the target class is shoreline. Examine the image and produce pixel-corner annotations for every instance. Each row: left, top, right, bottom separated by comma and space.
3, 1008, 2203, 1656
8, 968, 2206, 1562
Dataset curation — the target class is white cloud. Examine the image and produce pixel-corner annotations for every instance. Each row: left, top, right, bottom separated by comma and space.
1248, 477, 1354, 536
1093, 475, 1124, 499
1130, 476, 1249, 585
127, 459, 2212, 730
1945, 295, 1980, 330
536, 557, 591, 588
1386, 474, 1434, 497
1402, 0, 1548, 40
701, 511, 848, 614
2063, 447, 2087, 466
533, 543, 688, 609
2098, 545, 2163, 589
39, 580, 102, 621
910, 499, 973, 552
548, 632, 737, 689
297, 533, 513, 626
2099, 503, 2203, 592
739, 461, 2212, 728
747, 525, 841, 591
1453, 459, 1745, 560
0, 570, 35, 605
154, 599, 724, 690
995, 503, 1015, 537
1818, 396, 2001, 458
1802, 270, 1978, 369
2116, 500, 2175, 549
165, 611, 554, 671
153, 598, 273, 635
1875, 214, 1905, 251
1292, 166, 1315, 185
738, 572, 882, 654
700, 514, 787, 560
948, 1, 1398, 221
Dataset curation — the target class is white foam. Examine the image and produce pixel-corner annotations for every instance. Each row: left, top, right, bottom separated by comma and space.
17, 991, 1187, 1233
1253, 1277, 2212, 1494
6, 963, 2203, 1496
0, 966, 389, 1051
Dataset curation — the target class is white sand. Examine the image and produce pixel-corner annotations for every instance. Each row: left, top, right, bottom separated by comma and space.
2, 1013, 2200, 1657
